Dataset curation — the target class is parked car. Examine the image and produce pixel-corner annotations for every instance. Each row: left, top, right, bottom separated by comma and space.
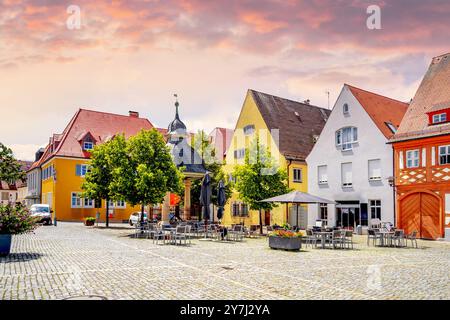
30, 204, 53, 225
129, 211, 148, 226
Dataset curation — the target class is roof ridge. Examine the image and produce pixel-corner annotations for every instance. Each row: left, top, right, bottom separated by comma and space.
78, 108, 154, 126
249, 89, 328, 111
345, 84, 409, 106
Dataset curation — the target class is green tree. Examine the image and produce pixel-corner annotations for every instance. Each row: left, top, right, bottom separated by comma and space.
81, 139, 118, 227
123, 129, 184, 222
191, 131, 232, 220
233, 137, 289, 233
0, 142, 25, 183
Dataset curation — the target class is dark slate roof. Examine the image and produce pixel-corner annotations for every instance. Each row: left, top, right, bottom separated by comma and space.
168, 103, 187, 133
250, 90, 331, 161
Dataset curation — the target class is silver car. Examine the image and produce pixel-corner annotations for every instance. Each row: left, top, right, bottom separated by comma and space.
128, 212, 148, 226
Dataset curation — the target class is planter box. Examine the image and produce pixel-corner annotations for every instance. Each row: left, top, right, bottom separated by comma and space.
0, 234, 12, 256
84, 220, 95, 226
269, 236, 302, 251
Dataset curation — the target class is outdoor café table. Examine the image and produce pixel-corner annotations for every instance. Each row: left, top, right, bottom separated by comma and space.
164, 227, 177, 244
376, 230, 395, 247
314, 231, 332, 249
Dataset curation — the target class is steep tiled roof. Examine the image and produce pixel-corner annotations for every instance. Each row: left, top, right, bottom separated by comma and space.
31, 109, 154, 167
347, 84, 409, 139
391, 53, 450, 142
250, 90, 331, 161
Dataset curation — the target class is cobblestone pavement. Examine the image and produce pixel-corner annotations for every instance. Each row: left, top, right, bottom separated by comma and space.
1, 222, 449, 300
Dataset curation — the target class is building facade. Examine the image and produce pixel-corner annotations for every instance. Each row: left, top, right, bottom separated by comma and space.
223, 89, 330, 227
307, 84, 408, 230
390, 53, 450, 240
31, 109, 154, 222
208, 127, 233, 162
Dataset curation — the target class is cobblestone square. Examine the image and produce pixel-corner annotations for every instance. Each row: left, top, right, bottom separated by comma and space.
1, 222, 449, 300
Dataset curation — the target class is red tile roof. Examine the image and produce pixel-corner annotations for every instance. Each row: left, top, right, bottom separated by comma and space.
31, 108, 154, 167
391, 52, 450, 142
346, 84, 409, 139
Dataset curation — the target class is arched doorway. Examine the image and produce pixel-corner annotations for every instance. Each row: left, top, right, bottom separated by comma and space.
399, 191, 441, 239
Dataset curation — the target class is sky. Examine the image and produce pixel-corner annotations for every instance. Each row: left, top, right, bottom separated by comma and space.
1, 0, 449, 161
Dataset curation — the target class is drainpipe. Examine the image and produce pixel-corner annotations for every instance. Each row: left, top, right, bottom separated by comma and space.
286, 159, 292, 223
392, 145, 396, 227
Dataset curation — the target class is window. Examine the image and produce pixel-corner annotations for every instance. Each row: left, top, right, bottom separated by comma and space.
293, 168, 302, 183
320, 203, 328, 220
341, 162, 352, 187
75, 164, 89, 176
243, 125, 255, 135
406, 150, 419, 168
83, 141, 94, 150
336, 127, 358, 151
432, 113, 447, 124
231, 202, 240, 216
385, 122, 397, 134
84, 198, 94, 208
318, 165, 328, 184
241, 203, 249, 216
231, 202, 248, 216
368, 159, 382, 181
439, 145, 450, 165
108, 200, 126, 208
71, 192, 82, 208
343, 103, 349, 114
234, 148, 246, 159
370, 200, 381, 220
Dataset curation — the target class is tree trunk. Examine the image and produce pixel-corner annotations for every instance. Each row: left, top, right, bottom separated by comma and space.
105, 198, 109, 228
141, 203, 145, 223
259, 208, 263, 234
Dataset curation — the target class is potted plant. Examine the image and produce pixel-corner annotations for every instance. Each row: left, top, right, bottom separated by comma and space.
0, 204, 39, 256
84, 217, 96, 226
268, 229, 305, 251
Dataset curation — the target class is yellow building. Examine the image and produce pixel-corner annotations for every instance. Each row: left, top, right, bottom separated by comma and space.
223, 90, 330, 228
32, 109, 155, 222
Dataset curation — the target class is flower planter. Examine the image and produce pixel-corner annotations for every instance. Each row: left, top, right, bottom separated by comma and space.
84, 220, 95, 226
269, 236, 302, 251
0, 234, 12, 256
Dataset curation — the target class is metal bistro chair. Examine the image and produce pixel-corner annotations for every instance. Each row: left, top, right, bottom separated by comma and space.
304, 229, 318, 248
134, 221, 147, 238
367, 229, 381, 246
228, 225, 245, 242
390, 229, 406, 247
172, 225, 191, 246
146, 223, 157, 239
331, 230, 345, 249
343, 230, 354, 249
405, 230, 418, 248
152, 225, 167, 245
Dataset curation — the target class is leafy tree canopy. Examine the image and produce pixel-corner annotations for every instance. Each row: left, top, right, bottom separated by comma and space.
0, 142, 25, 183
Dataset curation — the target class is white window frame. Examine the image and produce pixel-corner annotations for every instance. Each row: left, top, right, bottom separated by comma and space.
71, 192, 82, 208
83, 141, 94, 150
343, 103, 349, 114
368, 159, 382, 181
439, 145, 450, 165
406, 149, 420, 168
84, 198, 94, 208
432, 113, 446, 124
341, 162, 353, 188
234, 148, 246, 159
369, 200, 382, 220
293, 168, 302, 183
108, 200, 126, 209
336, 127, 358, 151
318, 165, 328, 184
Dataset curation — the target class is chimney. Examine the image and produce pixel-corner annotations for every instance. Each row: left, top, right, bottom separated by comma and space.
129, 111, 139, 118
303, 99, 310, 105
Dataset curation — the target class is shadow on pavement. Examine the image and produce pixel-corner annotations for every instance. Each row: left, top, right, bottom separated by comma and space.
0, 252, 43, 263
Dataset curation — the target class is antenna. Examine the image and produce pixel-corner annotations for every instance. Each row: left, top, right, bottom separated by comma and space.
325, 91, 330, 109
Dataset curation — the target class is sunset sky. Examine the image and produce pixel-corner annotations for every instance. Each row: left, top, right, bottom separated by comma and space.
1, 0, 449, 160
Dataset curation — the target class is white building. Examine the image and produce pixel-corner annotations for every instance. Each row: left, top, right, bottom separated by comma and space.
306, 84, 408, 230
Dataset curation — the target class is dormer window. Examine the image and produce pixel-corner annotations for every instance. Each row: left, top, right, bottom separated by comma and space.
427, 106, 450, 125
432, 113, 447, 124
83, 141, 94, 150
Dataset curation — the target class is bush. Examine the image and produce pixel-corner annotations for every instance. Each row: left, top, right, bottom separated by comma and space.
0, 204, 39, 235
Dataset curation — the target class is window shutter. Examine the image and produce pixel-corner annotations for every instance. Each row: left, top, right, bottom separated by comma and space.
399, 151, 404, 169
76, 164, 81, 176
368, 159, 381, 179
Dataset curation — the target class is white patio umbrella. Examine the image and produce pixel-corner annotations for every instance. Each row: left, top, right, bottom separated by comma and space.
261, 190, 335, 228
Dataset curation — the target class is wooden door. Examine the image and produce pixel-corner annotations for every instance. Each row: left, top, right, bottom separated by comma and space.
264, 210, 271, 226
399, 192, 440, 239
420, 193, 440, 239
